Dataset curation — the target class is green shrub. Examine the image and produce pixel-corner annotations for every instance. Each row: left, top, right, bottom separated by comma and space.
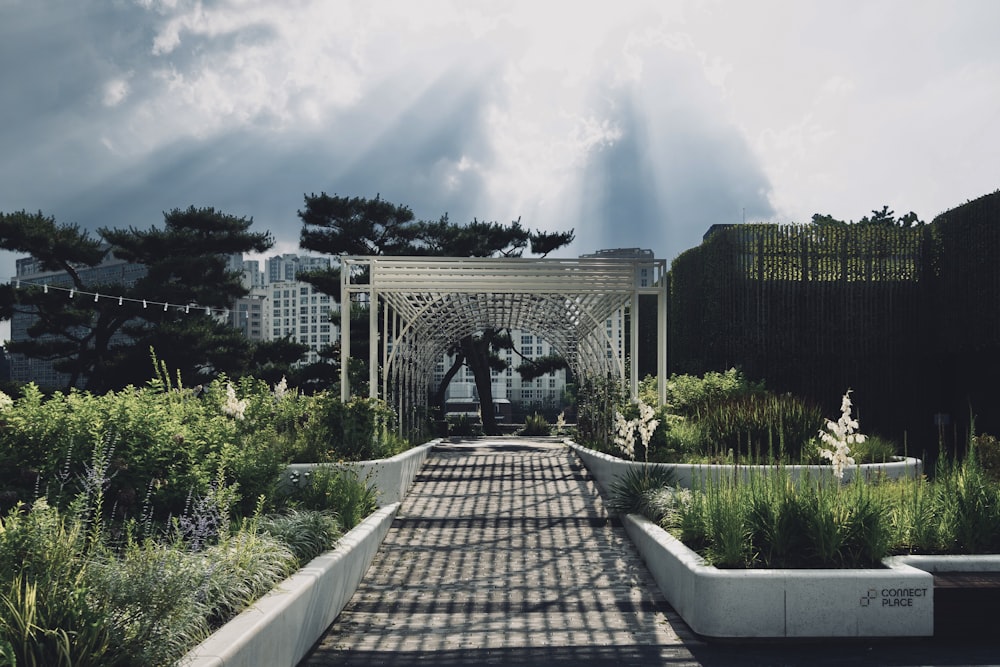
282, 466, 377, 530
972, 433, 1000, 481
447, 414, 480, 437
656, 368, 764, 418
521, 413, 551, 436
606, 466, 676, 516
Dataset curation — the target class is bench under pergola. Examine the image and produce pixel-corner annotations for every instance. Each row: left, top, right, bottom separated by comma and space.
338, 255, 667, 437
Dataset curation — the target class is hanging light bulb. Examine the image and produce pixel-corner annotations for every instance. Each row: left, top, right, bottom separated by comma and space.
43, 284, 48, 294
118, 296, 123, 306
69, 288, 75, 298
142, 299, 147, 308
184, 305, 190, 314
163, 302, 168, 311
14, 280, 20, 289
94, 293, 100, 302
205, 306, 211, 315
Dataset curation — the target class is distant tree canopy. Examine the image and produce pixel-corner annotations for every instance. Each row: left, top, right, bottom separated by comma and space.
811, 205, 924, 228
0, 207, 305, 392
298, 192, 575, 433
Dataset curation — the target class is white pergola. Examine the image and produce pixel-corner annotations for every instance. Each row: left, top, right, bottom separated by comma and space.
339, 256, 667, 436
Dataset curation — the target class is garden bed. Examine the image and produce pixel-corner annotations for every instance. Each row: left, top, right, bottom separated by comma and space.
567, 441, 922, 498
182, 502, 398, 666
623, 511, 933, 638
568, 441, 997, 638
182, 440, 437, 666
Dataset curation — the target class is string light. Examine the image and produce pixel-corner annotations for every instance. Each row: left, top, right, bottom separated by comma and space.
10, 279, 234, 318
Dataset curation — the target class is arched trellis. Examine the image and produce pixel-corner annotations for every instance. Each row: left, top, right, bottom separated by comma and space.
339, 256, 667, 438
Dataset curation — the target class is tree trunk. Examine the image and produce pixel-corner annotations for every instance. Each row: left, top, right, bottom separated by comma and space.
461, 334, 500, 435
433, 352, 465, 421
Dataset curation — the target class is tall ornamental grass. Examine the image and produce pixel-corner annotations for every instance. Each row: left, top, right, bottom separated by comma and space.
611, 450, 1000, 568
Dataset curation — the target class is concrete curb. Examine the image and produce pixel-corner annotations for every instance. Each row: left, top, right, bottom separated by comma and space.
182, 503, 399, 667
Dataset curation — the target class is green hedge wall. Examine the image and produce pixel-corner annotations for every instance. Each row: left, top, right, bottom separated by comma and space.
669, 191, 1000, 454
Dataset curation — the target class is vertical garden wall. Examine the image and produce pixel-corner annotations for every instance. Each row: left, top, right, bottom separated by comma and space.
668, 191, 1000, 454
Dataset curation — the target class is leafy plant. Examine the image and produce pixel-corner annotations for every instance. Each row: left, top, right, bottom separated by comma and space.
520, 413, 551, 436
606, 466, 676, 516
258, 509, 341, 563
282, 466, 377, 529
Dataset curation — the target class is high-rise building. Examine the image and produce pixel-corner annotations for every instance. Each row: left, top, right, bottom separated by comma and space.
240, 254, 338, 366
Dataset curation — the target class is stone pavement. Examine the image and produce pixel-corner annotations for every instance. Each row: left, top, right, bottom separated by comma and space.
300, 438, 1000, 667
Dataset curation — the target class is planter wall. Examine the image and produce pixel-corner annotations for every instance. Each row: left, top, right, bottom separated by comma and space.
285, 438, 439, 506
624, 512, 933, 638
567, 441, 922, 498
183, 503, 398, 667
570, 441, 935, 638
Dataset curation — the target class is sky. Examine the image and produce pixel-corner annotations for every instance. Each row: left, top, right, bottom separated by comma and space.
2, 0, 999, 282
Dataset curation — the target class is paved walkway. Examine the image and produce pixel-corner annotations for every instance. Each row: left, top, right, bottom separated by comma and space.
300, 439, 1000, 667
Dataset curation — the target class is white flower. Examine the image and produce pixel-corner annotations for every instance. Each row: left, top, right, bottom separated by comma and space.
222, 382, 247, 420
613, 410, 636, 460
636, 400, 660, 459
817, 389, 863, 480
0, 391, 12, 411
273, 376, 288, 401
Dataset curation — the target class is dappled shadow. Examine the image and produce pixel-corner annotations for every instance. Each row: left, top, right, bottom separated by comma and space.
299, 440, 1000, 667
300, 442, 696, 665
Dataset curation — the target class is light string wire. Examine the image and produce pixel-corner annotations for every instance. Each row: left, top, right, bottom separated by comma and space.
9, 278, 250, 319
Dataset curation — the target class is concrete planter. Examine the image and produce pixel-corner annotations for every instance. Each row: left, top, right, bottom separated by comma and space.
569, 441, 935, 638
182, 440, 437, 666
568, 441, 922, 498
624, 511, 934, 638
284, 439, 439, 506
182, 503, 398, 667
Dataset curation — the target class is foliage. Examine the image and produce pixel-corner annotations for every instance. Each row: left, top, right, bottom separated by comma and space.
670, 192, 1000, 454
0, 481, 358, 666
972, 433, 1000, 482
0, 207, 277, 392
282, 466, 377, 530
652, 369, 764, 418
446, 414, 481, 437
617, 449, 1000, 568
575, 374, 629, 452
521, 412, 551, 436
258, 509, 341, 563
606, 466, 676, 517
0, 366, 406, 520
695, 392, 823, 462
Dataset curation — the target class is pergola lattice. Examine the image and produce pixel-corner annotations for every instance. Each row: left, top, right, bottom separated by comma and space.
339, 256, 667, 437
